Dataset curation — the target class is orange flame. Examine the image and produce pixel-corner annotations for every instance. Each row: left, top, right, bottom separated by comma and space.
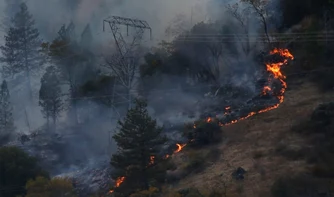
109, 176, 125, 193
174, 143, 187, 153
217, 48, 293, 126
108, 48, 293, 194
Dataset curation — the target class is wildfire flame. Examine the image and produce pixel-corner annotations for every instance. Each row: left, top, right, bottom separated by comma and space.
108, 48, 293, 194
174, 143, 187, 153
109, 176, 125, 193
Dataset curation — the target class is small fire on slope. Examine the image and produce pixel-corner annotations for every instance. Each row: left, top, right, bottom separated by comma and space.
108, 48, 294, 194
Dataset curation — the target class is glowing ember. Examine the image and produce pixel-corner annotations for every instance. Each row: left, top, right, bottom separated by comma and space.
262, 86, 271, 95
224, 106, 231, 115
149, 156, 155, 165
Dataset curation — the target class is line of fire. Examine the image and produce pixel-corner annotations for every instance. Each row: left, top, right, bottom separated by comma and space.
103, 15, 294, 194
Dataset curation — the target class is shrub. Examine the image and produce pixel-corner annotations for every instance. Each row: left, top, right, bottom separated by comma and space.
25, 176, 77, 197
0, 146, 48, 197
279, 0, 328, 29
129, 187, 160, 197
183, 120, 223, 147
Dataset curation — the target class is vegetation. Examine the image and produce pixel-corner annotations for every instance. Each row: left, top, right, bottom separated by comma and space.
183, 120, 223, 147
110, 99, 167, 195
39, 66, 63, 130
25, 176, 77, 197
1, 0, 334, 196
0, 146, 48, 197
0, 80, 15, 145
0, 2, 43, 100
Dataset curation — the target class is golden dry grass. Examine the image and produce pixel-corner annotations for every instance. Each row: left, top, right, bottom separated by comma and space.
162, 82, 334, 197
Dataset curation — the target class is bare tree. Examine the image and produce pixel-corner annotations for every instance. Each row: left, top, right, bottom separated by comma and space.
174, 22, 224, 86
242, 0, 271, 44
226, 0, 271, 53
226, 3, 253, 55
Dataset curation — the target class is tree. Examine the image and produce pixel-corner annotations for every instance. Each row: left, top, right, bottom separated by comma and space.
0, 2, 43, 101
0, 146, 48, 197
226, 3, 254, 55
43, 22, 97, 125
39, 66, 63, 130
0, 28, 20, 78
110, 99, 167, 194
172, 22, 226, 85
0, 80, 15, 144
1, 0, 23, 31
25, 176, 77, 197
241, 0, 271, 44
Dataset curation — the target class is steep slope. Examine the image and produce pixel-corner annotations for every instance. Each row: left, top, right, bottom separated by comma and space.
164, 81, 334, 197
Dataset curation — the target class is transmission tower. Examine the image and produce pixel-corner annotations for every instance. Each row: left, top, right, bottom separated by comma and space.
103, 16, 151, 59
103, 16, 151, 106
103, 16, 152, 154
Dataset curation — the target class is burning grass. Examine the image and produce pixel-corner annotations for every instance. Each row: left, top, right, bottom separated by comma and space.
108, 48, 297, 196
161, 82, 334, 197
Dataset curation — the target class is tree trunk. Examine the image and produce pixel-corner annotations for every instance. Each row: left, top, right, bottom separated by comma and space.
52, 113, 56, 133
46, 116, 49, 129
26, 70, 33, 102
69, 85, 78, 125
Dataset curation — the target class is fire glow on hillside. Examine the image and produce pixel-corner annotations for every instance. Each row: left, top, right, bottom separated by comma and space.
109, 48, 294, 194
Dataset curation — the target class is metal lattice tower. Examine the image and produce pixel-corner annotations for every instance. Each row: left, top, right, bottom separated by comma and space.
103, 16, 152, 59
103, 16, 152, 154
102, 16, 151, 110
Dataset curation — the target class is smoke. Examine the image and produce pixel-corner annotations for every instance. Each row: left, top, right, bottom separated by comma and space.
0, 0, 284, 194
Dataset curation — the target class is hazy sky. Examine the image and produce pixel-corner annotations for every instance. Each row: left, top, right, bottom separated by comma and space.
0, 0, 212, 45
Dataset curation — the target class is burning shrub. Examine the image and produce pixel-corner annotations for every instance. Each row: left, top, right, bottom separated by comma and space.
183, 119, 223, 147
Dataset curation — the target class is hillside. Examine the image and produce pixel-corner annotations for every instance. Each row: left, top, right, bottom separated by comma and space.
163, 81, 334, 197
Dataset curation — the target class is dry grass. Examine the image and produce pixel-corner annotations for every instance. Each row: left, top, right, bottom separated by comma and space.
162, 82, 334, 197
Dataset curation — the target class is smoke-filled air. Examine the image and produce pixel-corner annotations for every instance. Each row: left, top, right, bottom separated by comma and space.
1, 0, 334, 197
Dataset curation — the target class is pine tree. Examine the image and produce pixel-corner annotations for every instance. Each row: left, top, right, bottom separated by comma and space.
110, 99, 167, 193
0, 80, 15, 137
0, 2, 43, 101
0, 28, 20, 77
44, 22, 97, 125
1, 0, 23, 31
39, 66, 63, 130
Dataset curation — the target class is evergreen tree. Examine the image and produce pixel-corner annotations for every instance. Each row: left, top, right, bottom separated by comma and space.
110, 99, 167, 193
43, 22, 97, 125
0, 80, 15, 138
0, 28, 20, 77
39, 66, 63, 130
0, 2, 43, 101
1, 0, 23, 31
